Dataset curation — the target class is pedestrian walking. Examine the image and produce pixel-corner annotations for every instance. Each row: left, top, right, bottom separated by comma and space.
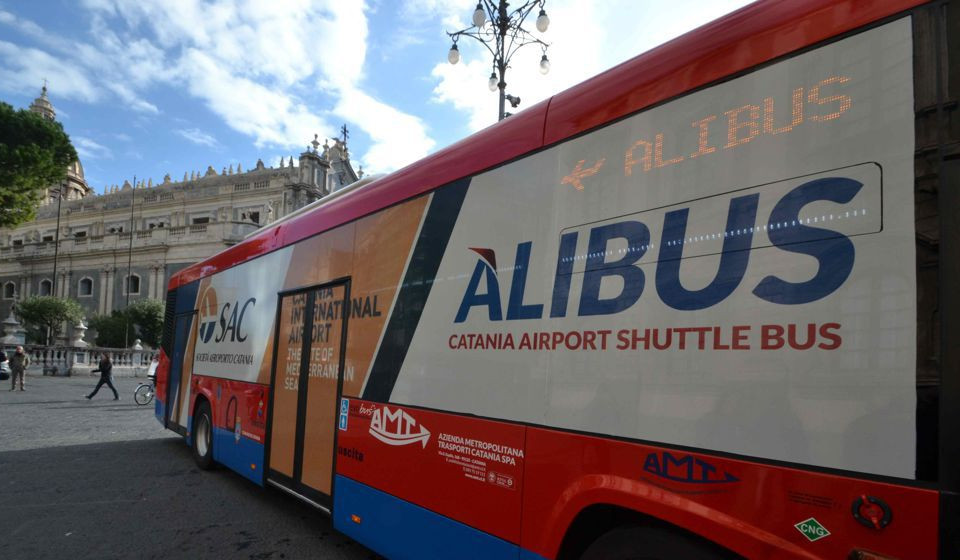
86, 353, 119, 400
9, 345, 28, 391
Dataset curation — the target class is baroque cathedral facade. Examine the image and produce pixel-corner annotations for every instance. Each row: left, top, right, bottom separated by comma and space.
0, 87, 360, 331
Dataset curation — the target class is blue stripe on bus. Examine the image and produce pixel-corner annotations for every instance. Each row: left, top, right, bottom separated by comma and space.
212, 426, 264, 485
155, 397, 165, 424
333, 475, 520, 560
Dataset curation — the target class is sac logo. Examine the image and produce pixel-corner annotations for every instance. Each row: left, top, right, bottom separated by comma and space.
197, 285, 219, 343
643, 451, 739, 486
197, 285, 257, 345
456, 177, 861, 323
369, 405, 431, 448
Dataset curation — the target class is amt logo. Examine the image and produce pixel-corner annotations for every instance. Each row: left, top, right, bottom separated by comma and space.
643, 451, 739, 484
456, 176, 862, 322
197, 286, 256, 344
369, 405, 431, 448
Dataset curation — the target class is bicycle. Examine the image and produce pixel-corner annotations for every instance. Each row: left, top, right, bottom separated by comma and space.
134, 378, 155, 405
134, 358, 159, 406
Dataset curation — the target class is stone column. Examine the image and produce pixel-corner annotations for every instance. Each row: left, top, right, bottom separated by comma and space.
155, 265, 166, 299
150, 266, 159, 299
59, 272, 69, 298
105, 268, 115, 313
98, 269, 108, 314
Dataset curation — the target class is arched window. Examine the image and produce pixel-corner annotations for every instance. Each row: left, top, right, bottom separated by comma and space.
124, 274, 141, 295
39, 279, 52, 296
2, 282, 15, 299
78, 277, 93, 297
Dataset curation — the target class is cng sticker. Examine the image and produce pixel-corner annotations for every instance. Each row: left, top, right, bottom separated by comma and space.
794, 518, 831, 542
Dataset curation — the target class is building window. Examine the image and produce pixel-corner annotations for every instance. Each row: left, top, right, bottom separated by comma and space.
78, 277, 93, 297
2, 282, 15, 299
192, 216, 210, 225
240, 210, 261, 225
39, 279, 52, 296
74, 231, 87, 238
11, 239, 23, 246
124, 274, 141, 295
42, 235, 54, 243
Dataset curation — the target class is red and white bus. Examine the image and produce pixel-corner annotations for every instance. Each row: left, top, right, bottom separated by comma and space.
154, 0, 959, 557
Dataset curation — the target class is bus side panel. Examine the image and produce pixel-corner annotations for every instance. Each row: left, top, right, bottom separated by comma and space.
387, 16, 919, 483
334, 400, 525, 546
154, 348, 170, 426
333, 476, 519, 560
157, 281, 200, 433
197, 375, 268, 485
520, 427, 939, 560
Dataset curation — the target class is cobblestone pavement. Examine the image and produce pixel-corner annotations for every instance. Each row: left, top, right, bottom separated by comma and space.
0, 375, 379, 560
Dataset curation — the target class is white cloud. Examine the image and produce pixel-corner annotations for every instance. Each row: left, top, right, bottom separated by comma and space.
72, 0, 431, 172
0, 10, 161, 113
0, 40, 100, 103
335, 87, 435, 173
176, 48, 332, 150
74, 136, 113, 159
176, 128, 218, 148
0, 10, 45, 38
0, 1, 422, 172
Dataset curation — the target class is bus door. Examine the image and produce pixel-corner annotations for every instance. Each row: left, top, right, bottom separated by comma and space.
266, 280, 350, 510
166, 311, 196, 431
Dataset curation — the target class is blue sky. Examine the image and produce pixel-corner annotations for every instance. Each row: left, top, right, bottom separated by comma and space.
0, 0, 751, 192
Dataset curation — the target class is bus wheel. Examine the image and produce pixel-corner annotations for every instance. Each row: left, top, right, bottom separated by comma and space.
580, 526, 728, 560
191, 401, 215, 470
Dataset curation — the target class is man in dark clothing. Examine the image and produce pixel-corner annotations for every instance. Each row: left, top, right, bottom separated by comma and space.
86, 354, 119, 400
9, 345, 29, 391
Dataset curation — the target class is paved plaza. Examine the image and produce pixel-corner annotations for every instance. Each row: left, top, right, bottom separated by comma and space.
0, 375, 379, 560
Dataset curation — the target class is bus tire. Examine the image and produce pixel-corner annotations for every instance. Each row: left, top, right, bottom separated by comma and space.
580, 526, 728, 560
191, 400, 215, 470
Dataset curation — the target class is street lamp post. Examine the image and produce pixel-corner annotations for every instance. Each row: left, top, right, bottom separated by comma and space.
51, 183, 63, 298
124, 175, 137, 348
447, 0, 551, 121
47, 182, 64, 345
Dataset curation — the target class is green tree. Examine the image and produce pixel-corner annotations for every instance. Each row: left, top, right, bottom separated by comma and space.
125, 299, 164, 348
0, 101, 78, 227
87, 313, 131, 348
15, 296, 84, 345
89, 299, 164, 348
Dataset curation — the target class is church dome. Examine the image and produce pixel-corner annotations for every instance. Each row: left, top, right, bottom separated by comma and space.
28, 85, 56, 121
68, 159, 84, 181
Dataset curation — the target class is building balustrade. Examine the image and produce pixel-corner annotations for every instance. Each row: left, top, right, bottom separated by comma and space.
0, 221, 260, 258
18, 343, 158, 377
